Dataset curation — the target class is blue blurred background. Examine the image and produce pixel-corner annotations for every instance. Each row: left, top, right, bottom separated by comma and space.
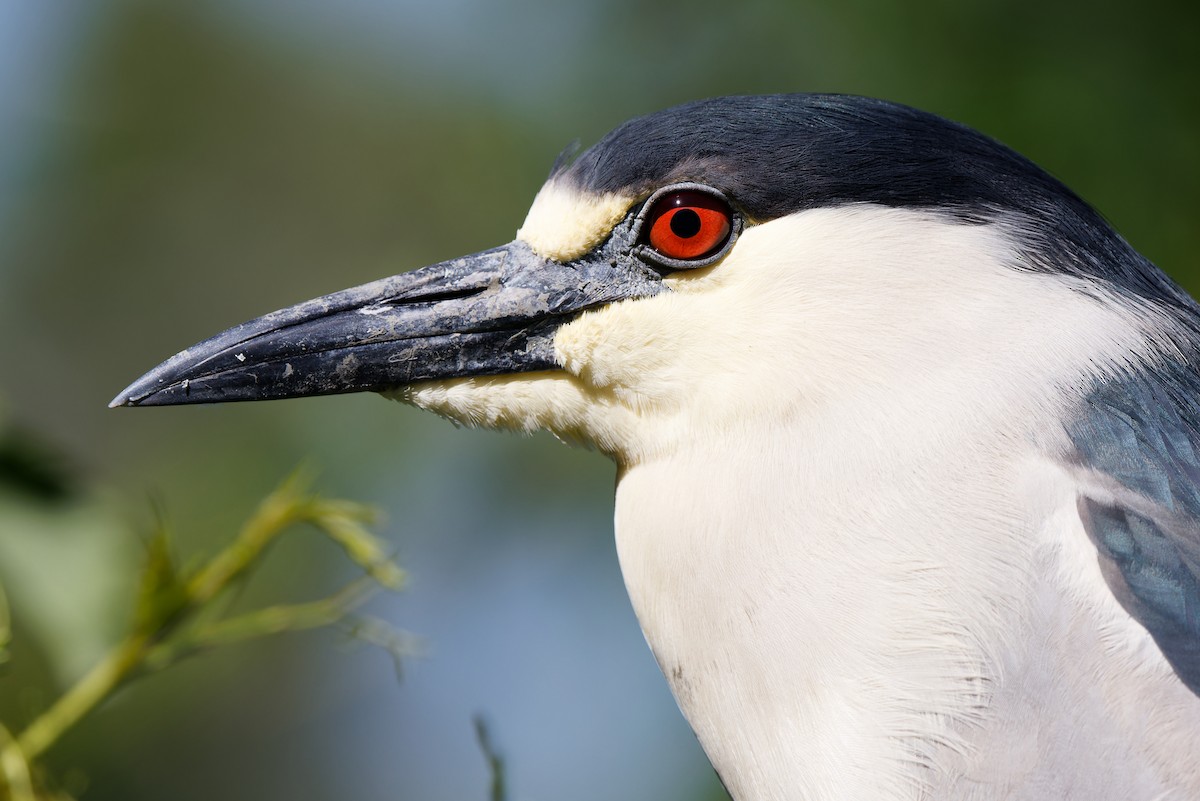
0, 1, 1197, 799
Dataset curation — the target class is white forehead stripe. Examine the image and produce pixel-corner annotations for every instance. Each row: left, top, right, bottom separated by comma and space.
516, 180, 633, 262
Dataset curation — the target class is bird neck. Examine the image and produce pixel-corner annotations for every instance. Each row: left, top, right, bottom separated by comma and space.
613, 423, 1200, 801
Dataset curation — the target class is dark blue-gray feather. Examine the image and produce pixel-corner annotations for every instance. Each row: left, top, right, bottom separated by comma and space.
1070, 355, 1200, 694
561, 94, 1195, 310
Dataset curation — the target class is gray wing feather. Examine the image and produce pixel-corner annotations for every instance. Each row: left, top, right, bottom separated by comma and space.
1069, 358, 1200, 694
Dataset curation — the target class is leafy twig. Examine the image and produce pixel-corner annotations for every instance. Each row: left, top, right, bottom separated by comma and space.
141, 576, 378, 673
0, 470, 409, 799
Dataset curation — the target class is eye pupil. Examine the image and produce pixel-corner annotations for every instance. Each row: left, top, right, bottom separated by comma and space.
669, 208, 702, 239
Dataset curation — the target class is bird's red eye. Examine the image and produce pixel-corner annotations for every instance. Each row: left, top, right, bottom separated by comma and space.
645, 190, 733, 261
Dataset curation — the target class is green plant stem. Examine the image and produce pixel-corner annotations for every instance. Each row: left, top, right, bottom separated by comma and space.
141, 578, 377, 673
473, 716, 507, 801
184, 485, 306, 606
0, 580, 11, 665
13, 632, 151, 763
0, 722, 35, 801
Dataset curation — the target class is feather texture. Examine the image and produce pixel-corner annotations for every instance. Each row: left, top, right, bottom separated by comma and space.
1069, 352, 1200, 692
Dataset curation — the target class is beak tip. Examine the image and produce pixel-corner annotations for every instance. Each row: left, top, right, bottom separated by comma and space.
108, 382, 137, 408
109, 388, 147, 408
108, 390, 146, 408
109, 373, 162, 408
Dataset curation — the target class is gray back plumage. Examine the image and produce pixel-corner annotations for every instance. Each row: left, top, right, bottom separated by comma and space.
1070, 355, 1200, 693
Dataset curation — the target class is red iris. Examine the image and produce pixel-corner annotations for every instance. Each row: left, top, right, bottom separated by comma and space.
645, 190, 733, 261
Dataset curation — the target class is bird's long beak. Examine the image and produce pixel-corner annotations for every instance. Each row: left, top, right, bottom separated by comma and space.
110, 239, 661, 407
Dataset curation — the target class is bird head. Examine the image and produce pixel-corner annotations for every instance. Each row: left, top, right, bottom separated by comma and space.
112, 95, 1161, 464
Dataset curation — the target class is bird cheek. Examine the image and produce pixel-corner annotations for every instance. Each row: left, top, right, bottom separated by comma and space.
553, 301, 686, 402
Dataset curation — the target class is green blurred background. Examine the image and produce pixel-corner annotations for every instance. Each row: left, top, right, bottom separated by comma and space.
0, 1, 1196, 799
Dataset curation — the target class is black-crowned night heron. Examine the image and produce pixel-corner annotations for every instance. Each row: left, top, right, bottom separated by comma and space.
113, 95, 1200, 800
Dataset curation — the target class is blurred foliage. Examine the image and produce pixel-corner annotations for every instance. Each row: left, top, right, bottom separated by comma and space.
0, 428, 76, 507
0, 470, 406, 801
0, 0, 1195, 800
